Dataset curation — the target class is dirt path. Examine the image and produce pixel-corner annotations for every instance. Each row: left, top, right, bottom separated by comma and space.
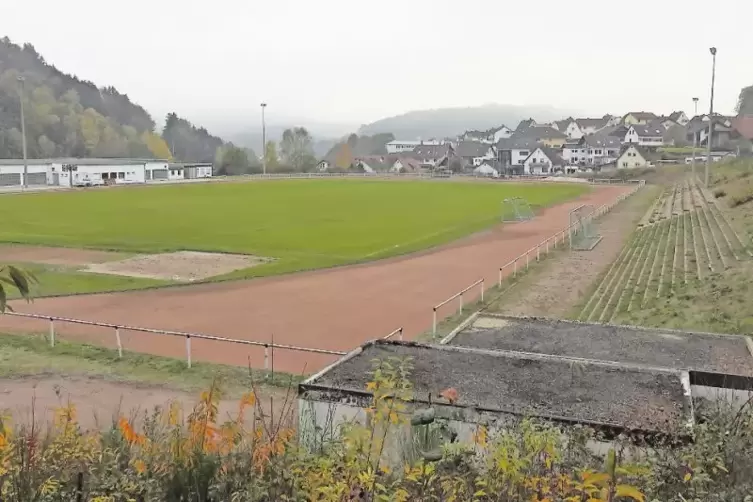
492, 188, 655, 318
0, 376, 295, 430
0, 186, 630, 374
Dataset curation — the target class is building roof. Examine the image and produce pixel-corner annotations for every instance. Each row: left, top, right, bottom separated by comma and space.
618, 143, 652, 161
554, 118, 575, 131
455, 141, 493, 158
445, 315, 753, 376
303, 339, 689, 434
629, 122, 666, 137
669, 111, 687, 122
0, 157, 168, 166
526, 146, 564, 166
356, 155, 398, 171
168, 162, 212, 168
624, 111, 659, 121
409, 144, 452, 160
732, 116, 753, 140
515, 118, 537, 131
575, 117, 609, 130
512, 126, 567, 140
495, 138, 543, 151
582, 133, 622, 148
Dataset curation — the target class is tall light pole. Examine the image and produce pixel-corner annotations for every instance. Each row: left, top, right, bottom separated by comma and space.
17, 76, 28, 189
705, 47, 717, 187
261, 103, 267, 175
691, 97, 699, 179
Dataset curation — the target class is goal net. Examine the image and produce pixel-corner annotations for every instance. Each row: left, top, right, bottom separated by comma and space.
501, 197, 534, 222
569, 205, 602, 250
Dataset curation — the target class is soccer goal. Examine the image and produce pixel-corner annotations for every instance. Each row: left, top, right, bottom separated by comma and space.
501, 197, 535, 222
569, 204, 602, 250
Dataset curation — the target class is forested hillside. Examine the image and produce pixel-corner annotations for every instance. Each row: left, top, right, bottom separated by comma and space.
0, 37, 238, 164
0, 38, 174, 159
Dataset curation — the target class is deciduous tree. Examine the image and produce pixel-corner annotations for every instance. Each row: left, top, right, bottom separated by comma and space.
280, 127, 316, 172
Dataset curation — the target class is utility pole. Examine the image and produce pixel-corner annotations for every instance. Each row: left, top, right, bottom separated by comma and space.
17, 76, 28, 189
705, 47, 717, 187
691, 97, 699, 180
261, 103, 267, 175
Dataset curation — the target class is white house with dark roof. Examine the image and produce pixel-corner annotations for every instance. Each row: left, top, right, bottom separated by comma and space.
455, 141, 496, 166
625, 122, 665, 147
669, 111, 690, 126
553, 118, 583, 139
523, 147, 564, 175
616, 144, 652, 169
583, 135, 622, 166
409, 144, 454, 168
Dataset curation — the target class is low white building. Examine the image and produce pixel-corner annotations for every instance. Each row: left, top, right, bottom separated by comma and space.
0, 158, 181, 187
386, 140, 441, 154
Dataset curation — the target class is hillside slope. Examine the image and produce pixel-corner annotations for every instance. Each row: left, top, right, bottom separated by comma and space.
358, 104, 574, 139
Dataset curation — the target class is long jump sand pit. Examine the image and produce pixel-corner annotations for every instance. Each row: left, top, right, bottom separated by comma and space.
84, 251, 271, 282
1, 185, 634, 375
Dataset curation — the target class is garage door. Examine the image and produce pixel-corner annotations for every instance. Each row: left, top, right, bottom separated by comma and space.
26, 172, 47, 185
151, 169, 168, 180
0, 173, 21, 186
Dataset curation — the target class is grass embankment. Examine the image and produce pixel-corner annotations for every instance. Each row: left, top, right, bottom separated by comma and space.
6, 262, 171, 299
0, 180, 587, 284
576, 161, 753, 334
0, 332, 299, 394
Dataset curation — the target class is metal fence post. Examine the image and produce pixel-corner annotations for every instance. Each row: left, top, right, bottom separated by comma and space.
115, 327, 123, 359
399, 328, 404, 341
459, 293, 463, 315
546, 238, 550, 254
498, 267, 503, 288
480, 279, 485, 302
514, 259, 517, 277
185, 335, 192, 368
537, 244, 540, 261
432, 307, 438, 336
49, 318, 55, 347
526, 251, 530, 269
264, 345, 270, 373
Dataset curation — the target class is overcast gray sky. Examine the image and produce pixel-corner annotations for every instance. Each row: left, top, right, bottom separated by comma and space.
4, 0, 752, 131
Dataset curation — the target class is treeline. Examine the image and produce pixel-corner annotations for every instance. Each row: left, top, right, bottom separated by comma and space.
0, 38, 170, 159
324, 132, 396, 170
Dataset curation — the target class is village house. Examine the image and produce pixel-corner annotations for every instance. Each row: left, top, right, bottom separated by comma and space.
575, 116, 611, 136
583, 134, 622, 166
461, 125, 513, 144
686, 115, 734, 148
355, 156, 396, 173
455, 141, 496, 166
624, 122, 665, 148
616, 144, 652, 169
553, 118, 583, 139
473, 159, 502, 177
522, 147, 564, 175
409, 144, 455, 168
315, 160, 331, 172
622, 111, 659, 126
669, 111, 690, 126
512, 126, 567, 148
390, 156, 422, 173
496, 138, 543, 174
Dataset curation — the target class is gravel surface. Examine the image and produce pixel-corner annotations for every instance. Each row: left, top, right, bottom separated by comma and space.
314, 341, 687, 433
449, 316, 753, 376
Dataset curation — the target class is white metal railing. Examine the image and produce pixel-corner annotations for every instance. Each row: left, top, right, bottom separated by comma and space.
430, 180, 645, 337
381, 327, 404, 341
2, 311, 347, 370
432, 278, 485, 335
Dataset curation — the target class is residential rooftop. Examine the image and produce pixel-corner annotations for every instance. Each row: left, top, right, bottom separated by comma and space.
0, 157, 169, 166
445, 315, 753, 376
306, 340, 689, 434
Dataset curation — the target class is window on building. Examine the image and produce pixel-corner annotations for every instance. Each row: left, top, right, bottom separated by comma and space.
101, 173, 107, 180
118, 172, 125, 179
110, 172, 116, 179
623, 162, 628, 167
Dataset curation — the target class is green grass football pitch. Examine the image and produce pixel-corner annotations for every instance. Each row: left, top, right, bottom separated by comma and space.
0, 179, 588, 279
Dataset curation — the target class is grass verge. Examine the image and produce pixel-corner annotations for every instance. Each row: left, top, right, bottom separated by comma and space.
0, 331, 300, 396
